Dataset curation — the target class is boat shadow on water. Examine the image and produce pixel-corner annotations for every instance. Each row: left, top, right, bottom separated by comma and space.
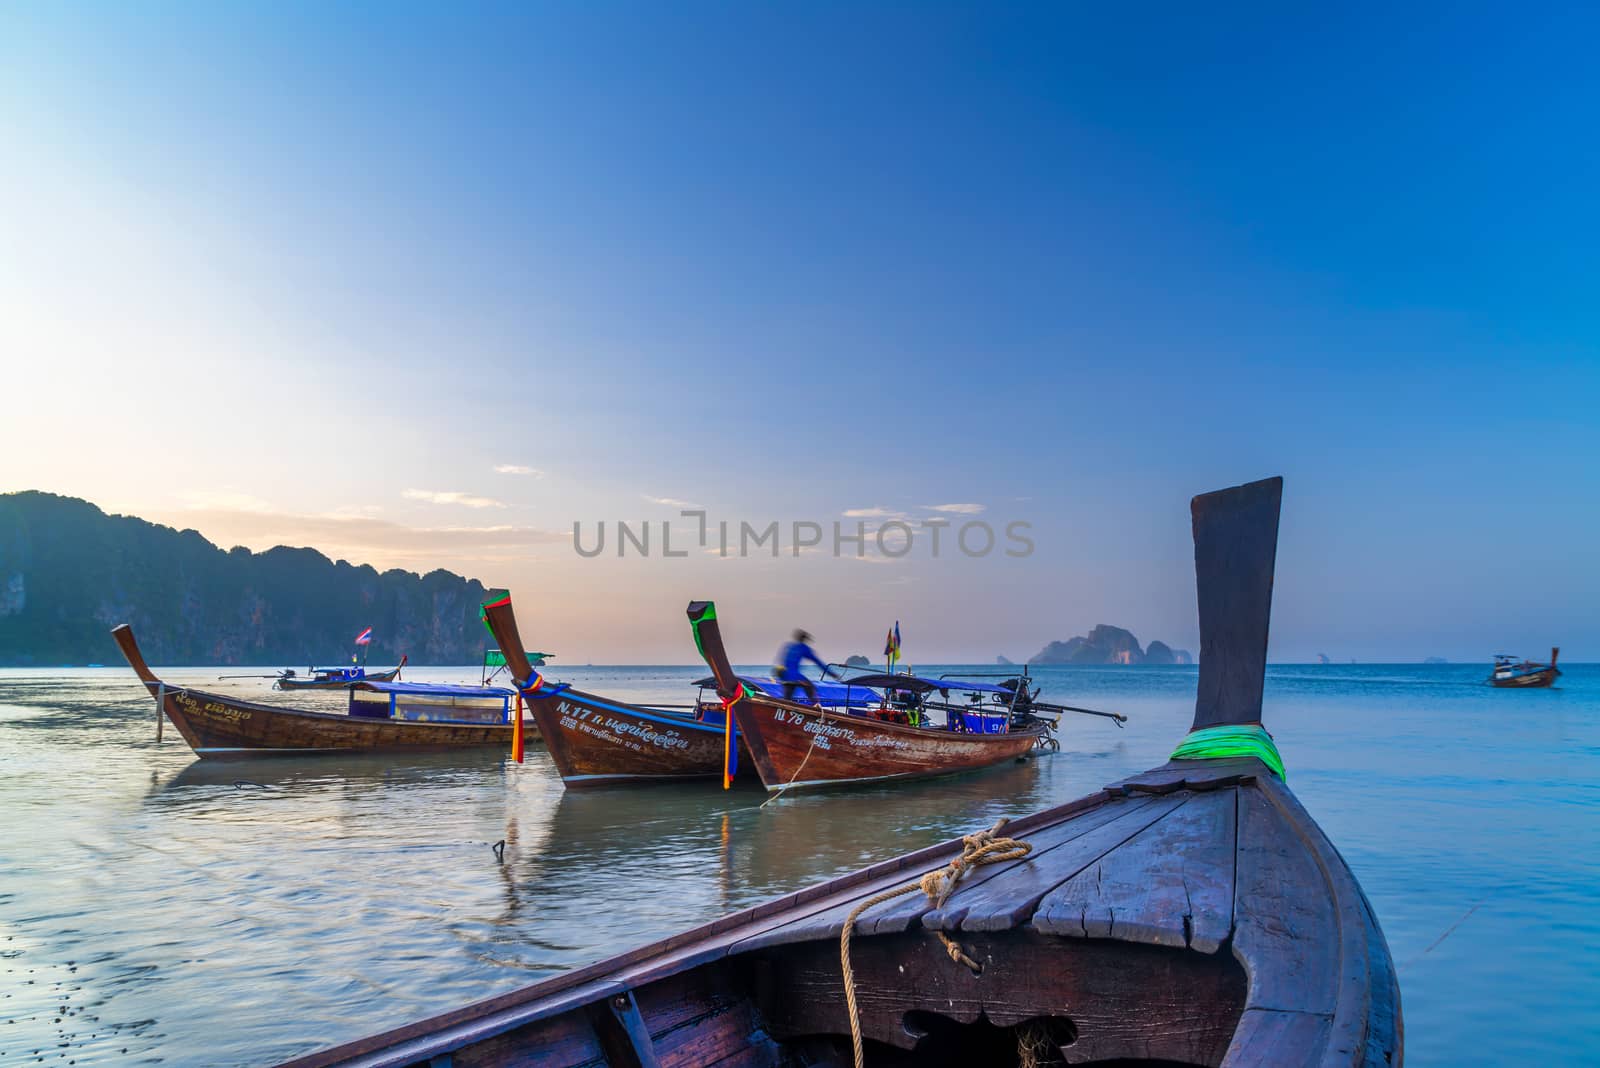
152, 748, 517, 795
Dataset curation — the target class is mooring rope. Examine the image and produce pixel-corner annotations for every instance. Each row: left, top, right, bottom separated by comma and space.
760, 706, 826, 808
839, 818, 1032, 1068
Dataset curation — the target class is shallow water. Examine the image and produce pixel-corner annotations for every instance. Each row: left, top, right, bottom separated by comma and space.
1, 662, 1596, 1066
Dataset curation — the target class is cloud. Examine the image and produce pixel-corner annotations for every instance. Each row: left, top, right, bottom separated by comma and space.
642, 495, 701, 509
161, 505, 566, 571
402, 489, 507, 509
923, 503, 986, 514
493, 464, 543, 477
842, 506, 903, 518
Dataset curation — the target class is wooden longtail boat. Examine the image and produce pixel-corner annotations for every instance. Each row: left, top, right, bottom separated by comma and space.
480, 594, 754, 787
1488, 648, 1561, 688
284, 475, 1397, 1067
687, 604, 1048, 792
111, 624, 530, 758
276, 658, 407, 690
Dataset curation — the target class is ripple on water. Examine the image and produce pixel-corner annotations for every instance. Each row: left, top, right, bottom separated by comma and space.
0, 663, 1597, 1065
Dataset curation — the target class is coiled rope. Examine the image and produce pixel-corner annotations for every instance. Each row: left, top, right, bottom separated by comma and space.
839, 818, 1033, 1068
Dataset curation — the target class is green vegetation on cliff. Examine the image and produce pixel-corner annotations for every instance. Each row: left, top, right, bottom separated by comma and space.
0, 492, 496, 666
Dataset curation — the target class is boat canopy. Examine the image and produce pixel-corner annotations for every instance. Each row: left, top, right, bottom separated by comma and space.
484, 649, 551, 668
358, 681, 514, 699
691, 675, 880, 706
837, 672, 1015, 696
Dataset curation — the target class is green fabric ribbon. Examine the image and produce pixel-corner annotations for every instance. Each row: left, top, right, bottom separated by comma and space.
1170, 724, 1286, 780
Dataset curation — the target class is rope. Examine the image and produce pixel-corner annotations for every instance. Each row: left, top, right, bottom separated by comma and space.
759, 703, 826, 808
1015, 1021, 1054, 1068
839, 819, 1032, 1068
1170, 723, 1286, 780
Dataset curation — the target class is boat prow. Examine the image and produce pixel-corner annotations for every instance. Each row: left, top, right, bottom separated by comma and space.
480, 593, 753, 787
282, 477, 1401, 1068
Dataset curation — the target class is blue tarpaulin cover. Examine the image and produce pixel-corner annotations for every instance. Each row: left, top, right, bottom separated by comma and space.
359, 681, 515, 699
692, 675, 881, 706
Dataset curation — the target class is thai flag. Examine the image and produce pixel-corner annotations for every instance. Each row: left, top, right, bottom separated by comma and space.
354, 627, 373, 646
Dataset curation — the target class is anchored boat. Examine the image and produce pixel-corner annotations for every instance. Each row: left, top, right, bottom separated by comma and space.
1488, 648, 1561, 688
480, 595, 770, 787
275, 658, 407, 690
282, 475, 1398, 1067
688, 604, 1057, 792
112, 624, 528, 758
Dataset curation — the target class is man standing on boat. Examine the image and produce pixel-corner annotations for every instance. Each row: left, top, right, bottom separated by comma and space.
774, 629, 838, 704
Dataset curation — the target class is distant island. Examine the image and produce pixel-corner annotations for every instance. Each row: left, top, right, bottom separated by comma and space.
1029, 624, 1192, 666
844, 654, 871, 667
996, 655, 1014, 666
1318, 653, 1331, 664
0, 491, 497, 666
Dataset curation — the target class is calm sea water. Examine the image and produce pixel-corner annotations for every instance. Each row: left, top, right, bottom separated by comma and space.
1, 662, 1596, 1066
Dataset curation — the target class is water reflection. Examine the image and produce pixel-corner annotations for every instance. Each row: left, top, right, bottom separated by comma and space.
2, 665, 1597, 1065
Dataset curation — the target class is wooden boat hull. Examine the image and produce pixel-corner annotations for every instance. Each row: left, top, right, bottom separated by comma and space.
732, 697, 1044, 791
155, 685, 529, 757
528, 688, 749, 786
1489, 667, 1560, 688
280, 758, 1400, 1068
277, 665, 403, 690
112, 622, 528, 758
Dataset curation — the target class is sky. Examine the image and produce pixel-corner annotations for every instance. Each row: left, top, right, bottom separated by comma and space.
2, 4, 1597, 664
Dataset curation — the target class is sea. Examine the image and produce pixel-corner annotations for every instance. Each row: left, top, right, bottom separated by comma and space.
0, 662, 1595, 1066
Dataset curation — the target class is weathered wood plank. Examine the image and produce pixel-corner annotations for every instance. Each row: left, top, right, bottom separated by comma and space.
630, 970, 784, 1068
445, 1005, 609, 1068
736, 794, 1160, 951
1253, 773, 1401, 1067
1034, 786, 1237, 952
1357, 884, 1403, 1068
932, 793, 1188, 933
1221, 1008, 1332, 1067
757, 929, 1244, 1065
1106, 757, 1261, 796
1232, 785, 1338, 1016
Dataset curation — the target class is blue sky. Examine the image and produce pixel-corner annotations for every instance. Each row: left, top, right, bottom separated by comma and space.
2, 4, 1596, 662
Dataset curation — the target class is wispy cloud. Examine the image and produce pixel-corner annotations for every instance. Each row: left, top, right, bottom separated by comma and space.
923, 502, 986, 514
162, 505, 565, 570
403, 489, 507, 509
642, 495, 700, 509
493, 464, 543, 477
843, 506, 905, 519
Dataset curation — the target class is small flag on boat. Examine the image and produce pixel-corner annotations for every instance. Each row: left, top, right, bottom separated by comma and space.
354, 627, 373, 646
884, 621, 901, 664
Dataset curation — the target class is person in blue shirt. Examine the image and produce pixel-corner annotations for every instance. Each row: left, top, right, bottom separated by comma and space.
774, 629, 839, 704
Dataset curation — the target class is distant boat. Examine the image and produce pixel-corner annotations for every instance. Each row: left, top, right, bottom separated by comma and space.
1488, 648, 1561, 688
274, 658, 406, 690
